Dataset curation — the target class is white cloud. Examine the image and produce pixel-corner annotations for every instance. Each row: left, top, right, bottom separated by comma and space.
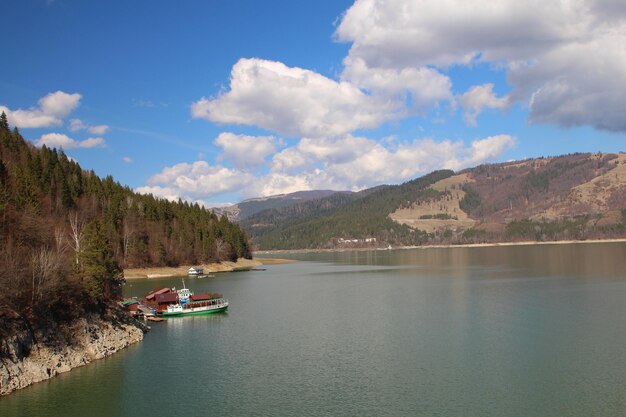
214, 132, 280, 168
461, 134, 517, 167
335, 0, 626, 132
258, 172, 321, 197
458, 84, 509, 126
69, 118, 110, 135
35, 133, 106, 149
35, 133, 76, 149
144, 161, 255, 201
79, 137, 105, 148
1, 91, 81, 128
341, 56, 453, 111
191, 58, 398, 138
134, 185, 182, 202
122, 156, 133, 164
88, 125, 110, 135
264, 134, 516, 193
140, 133, 515, 202
69, 118, 87, 132
336, 0, 588, 68
270, 135, 378, 175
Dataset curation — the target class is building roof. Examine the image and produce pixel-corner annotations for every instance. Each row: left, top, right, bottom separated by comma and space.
155, 292, 179, 304
145, 287, 172, 300
190, 293, 211, 301
121, 299, 139, 306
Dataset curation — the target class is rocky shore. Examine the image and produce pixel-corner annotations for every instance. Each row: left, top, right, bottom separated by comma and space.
0, 313, 148, 396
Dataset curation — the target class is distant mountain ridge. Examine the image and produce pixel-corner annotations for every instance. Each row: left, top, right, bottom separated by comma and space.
217, 189, 352, 221
237, 153, 626, 250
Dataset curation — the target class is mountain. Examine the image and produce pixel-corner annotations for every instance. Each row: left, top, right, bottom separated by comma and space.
241, 153, 626, 250
218, 189, 351, 221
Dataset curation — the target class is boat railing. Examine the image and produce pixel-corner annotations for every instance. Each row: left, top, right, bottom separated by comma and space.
179, 298, 228, 309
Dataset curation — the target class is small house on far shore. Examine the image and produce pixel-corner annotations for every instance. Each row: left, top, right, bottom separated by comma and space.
188, 266, 204, 275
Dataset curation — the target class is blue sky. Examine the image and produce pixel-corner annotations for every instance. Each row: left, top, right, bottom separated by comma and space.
1, 0, 625, 206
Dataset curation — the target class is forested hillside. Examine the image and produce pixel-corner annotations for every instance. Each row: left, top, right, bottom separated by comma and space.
245, 170, 454, 249
0, 112, 250, 326
219, 189, 349, 222
243, 153, 626, 250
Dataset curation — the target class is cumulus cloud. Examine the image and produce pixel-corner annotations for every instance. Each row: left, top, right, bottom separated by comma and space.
139, 133, 515, 202
341, 56, 453, 111
134, 185, 182, 202
303, 135, 515, 190
0, 91, 81, 128
35, 133, 106, 149
458, 84, 509, 126
88, 125, 109, 135
265, 134, 516, 194
142, 161, 255, 202
214, 132, 281, 168
336, 0, 626, 132
271, 135, 376, 174
191, 58, 398, 138
336, 0, 587, 68
69, 118, 110, 135
68, 119, 87, 132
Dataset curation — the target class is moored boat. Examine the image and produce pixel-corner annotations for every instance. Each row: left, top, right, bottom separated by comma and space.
161, 297, 229, 317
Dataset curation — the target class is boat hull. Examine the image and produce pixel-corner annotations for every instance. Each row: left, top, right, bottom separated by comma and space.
161, 305, 228, 317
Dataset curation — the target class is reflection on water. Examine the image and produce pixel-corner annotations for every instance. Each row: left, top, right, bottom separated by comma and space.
2, 242, 626, 417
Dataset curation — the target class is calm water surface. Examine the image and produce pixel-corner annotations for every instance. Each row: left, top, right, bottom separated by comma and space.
2, 243, 626, 416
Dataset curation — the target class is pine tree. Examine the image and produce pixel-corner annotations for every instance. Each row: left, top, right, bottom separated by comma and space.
0, 112, 9, 132
81, 219, 123, 303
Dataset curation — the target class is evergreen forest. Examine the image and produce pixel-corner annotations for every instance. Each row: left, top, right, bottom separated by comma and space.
0, 112, 251, 327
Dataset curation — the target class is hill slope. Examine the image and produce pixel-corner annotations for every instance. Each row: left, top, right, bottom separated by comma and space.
219, 190, 348, 221
243, 153, 626, 250
0, 115, 251, 328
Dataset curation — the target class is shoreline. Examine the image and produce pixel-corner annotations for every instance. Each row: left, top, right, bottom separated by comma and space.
123, 257, 295, 279
253, 238, 626, 255
0, 313, 147, 396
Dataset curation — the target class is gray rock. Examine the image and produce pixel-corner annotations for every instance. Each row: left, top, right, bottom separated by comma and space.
0, 315, 146, 396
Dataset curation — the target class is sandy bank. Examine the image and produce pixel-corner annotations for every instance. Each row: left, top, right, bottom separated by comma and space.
123, 257, 293, 279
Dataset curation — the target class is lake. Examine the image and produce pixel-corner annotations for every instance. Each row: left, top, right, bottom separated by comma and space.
2, 242, 626, 416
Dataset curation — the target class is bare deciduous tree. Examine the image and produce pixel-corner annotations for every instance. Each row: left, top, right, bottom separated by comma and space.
215, 237, 227, 261
54, 226, 67, 253
122, 218, 134, 267
68, 212, 85, 267
31, 247, 61, 306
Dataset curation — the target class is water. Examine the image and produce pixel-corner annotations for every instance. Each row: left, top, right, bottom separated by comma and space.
2, 242, 626, 416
